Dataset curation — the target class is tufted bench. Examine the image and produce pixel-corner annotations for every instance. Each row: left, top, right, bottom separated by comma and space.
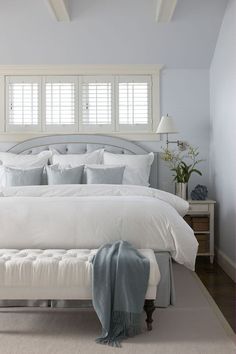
0, 249, 160, 330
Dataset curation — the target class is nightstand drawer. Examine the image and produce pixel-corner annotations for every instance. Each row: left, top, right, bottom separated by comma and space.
188, 203, 209, 213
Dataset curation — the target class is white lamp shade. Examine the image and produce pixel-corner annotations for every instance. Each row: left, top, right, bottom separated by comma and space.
156, 115, 178, 134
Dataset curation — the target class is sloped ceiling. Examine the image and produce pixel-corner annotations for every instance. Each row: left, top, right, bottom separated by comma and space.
0, 0, 228, 68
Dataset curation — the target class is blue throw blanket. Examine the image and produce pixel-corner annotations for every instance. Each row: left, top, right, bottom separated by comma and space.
92, 240, 150, 347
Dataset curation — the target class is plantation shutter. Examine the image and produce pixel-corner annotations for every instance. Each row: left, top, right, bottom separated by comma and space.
44, 77, 77, 130
5, 72, 157, 134
6, 76, 40, 131
80, 76, 114, 131
117, 76, 152, 131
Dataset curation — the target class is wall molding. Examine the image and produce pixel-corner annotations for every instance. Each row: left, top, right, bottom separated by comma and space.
0, 65, 162, 76
0, 132, 159, 143
216, 248, 236, 283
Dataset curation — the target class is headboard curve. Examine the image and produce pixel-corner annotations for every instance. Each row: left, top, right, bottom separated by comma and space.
8, 134, 158, 189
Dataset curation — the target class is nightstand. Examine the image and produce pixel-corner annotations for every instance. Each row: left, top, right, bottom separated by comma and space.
184, 200, 216, 263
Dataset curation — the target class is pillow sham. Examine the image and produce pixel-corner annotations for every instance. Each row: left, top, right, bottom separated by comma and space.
51, 149, 104, 167
0, 151, 52, 168
46, 165, 84, 185
85, 165, 125, 185
103, 152, 154, 186
0, 166, 43, 187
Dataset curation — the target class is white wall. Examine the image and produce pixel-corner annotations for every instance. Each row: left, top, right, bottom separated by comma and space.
210, 0, 236, 278
0, 0, 227, 68
141, 69, 210, 194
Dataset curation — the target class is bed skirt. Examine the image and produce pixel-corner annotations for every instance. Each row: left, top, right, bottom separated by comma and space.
155, 252, 175, 307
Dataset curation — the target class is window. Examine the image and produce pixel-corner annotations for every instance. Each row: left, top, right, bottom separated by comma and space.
80, 76, 114, 132
6, 76, 41, 132
44, 76, 77, 131
117, 76, 151, 132
4, 67, 159, 138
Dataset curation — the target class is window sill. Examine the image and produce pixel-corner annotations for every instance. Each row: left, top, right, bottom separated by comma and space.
0, 132, 160, 142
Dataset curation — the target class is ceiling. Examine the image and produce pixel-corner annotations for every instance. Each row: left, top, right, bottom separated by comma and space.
0, 0, 228, 68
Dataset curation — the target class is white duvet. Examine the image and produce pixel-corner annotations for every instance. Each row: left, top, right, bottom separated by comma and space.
0, 185, 198, 270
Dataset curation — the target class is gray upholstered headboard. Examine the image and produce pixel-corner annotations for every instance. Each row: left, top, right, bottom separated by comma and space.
8, 134, 158, 189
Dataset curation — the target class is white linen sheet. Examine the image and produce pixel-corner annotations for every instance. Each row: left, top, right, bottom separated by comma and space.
0, 185, 198, 270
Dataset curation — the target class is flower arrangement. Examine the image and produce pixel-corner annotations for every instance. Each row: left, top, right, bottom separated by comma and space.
161, 145, 203, 183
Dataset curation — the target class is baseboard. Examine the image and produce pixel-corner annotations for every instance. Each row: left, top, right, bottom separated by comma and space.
216, 249, 236, 283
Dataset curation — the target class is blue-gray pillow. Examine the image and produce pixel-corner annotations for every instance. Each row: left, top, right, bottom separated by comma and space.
0, 166, 43, 187
85, 165, 125, 184
46, 164, 84, 185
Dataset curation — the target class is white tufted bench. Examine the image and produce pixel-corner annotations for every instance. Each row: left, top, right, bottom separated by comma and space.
0, 249, 160, 330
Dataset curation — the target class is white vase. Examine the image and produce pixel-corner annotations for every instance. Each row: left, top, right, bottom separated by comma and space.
175, 183, 188, 200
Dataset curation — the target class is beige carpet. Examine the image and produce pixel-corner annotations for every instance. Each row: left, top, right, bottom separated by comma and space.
0, 264, 235, 354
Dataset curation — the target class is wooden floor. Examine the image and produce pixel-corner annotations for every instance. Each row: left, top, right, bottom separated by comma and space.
195, 257, 236, 333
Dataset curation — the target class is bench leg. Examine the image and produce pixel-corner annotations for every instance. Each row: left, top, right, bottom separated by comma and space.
144, 299, 155, 331
47, 300, 54, 308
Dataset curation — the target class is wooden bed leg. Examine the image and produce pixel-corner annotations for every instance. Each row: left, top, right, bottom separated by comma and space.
144, 299, 155, 331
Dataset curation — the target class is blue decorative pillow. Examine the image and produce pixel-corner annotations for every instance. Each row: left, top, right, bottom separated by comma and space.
85, 165, 125, 184
46, 164, 84, 185
0, 166, 44, 187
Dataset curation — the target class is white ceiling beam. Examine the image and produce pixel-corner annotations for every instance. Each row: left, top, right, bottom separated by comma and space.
156, 0, 178, 23
46, 0, 70, 22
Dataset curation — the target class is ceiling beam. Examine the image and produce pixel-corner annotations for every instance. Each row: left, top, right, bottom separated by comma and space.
46, 0, 70, 22
156, 0, 178, 23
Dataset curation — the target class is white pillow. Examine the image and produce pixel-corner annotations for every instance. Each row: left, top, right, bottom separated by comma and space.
0, 151, 52, 168
51, 149, 104, 167
103, 152, 154, 186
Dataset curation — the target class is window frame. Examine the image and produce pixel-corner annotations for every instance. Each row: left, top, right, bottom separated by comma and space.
1, 65, 161, 141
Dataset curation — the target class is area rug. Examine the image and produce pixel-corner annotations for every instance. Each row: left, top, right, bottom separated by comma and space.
0, 264, 235, 354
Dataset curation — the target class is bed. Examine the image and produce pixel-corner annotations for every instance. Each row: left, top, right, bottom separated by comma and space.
0, 134, 198, 308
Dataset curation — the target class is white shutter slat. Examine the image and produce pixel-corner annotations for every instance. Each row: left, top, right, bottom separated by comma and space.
118, 78, 151, 128
8, 81, 39, 126
80, 77, 114, 131
45, 80, 76, 126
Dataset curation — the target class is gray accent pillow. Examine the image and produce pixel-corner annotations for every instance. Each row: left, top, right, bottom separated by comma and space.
85, 165, 125, 184
46, 164, 84, 185
0, 166, 43, 187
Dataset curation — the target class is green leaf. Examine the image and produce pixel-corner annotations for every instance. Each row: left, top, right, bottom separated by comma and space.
191, 169, 202, 176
